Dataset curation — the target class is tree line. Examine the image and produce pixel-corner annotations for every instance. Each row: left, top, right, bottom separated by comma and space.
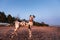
0, 11, 49, 26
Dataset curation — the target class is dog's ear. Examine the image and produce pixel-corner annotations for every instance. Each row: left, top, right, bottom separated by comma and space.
33, 15, 35, 18
30, 15, 31, 17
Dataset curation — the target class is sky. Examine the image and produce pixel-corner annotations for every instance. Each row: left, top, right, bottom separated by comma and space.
0, 0, 60, 25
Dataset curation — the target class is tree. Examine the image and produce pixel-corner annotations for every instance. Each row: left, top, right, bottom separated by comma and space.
7, 14, 13, 23
41, 22, 49, 26
0, 12, 6, 22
